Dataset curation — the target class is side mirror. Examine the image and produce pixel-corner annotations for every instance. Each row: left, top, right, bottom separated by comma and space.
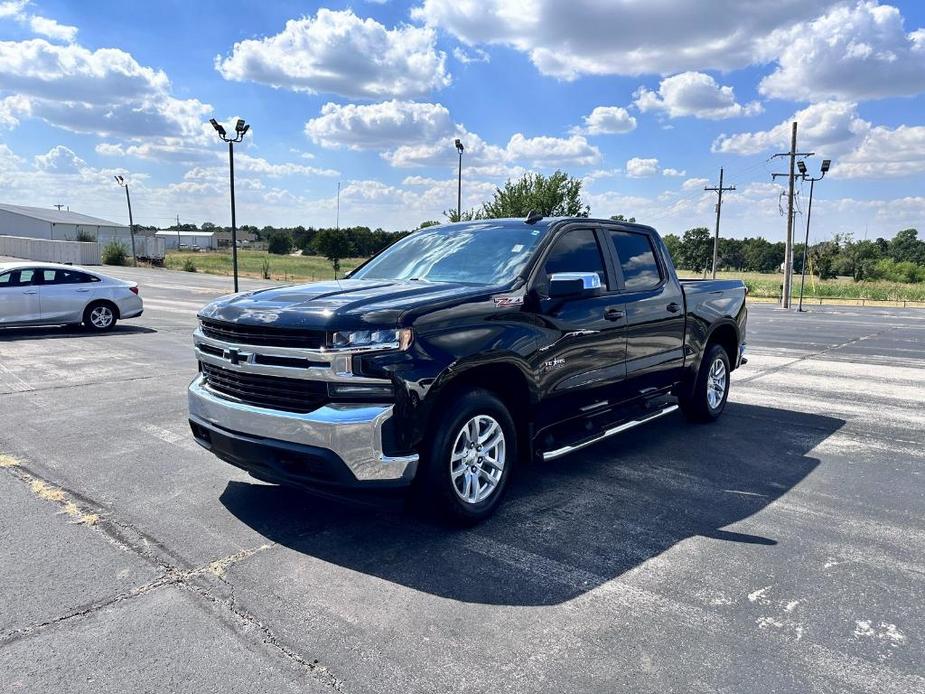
547, 272, 602, 298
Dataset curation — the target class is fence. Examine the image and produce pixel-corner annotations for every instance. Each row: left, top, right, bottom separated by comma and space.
0, 235, 101, 265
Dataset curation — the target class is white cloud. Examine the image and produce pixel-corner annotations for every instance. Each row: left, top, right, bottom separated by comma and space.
662, 168, 686, 177
712, 101, 870, 157
0, 39, 210, 141
634, 72, 762, 119
33, 144, 85, 173
836, 125, 925, 178
453, 46, 489, 64
305, 100, 454, 149
759, 1, 925, 101
411, 0, 836, 79
233, 153, 339, 178
504, 133, 601, 167
626, 157, 660, 178
682, 177, 710, 191
0, 1, 77, 42
216, 9, 450, 99
28, 15, 77, 42
574, 106, 636, 135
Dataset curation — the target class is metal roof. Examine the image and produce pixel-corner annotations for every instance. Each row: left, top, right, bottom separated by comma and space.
0, 203, 125, 227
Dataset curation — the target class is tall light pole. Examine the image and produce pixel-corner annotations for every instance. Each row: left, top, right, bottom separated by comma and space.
336, 181, 341, 231
454, 138, 464, 220
113, 175, 137, 267
210, 117, 250, 293
797, 158, 831, 313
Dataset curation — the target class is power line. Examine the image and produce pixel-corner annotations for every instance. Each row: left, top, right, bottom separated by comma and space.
705, 167, 735, 279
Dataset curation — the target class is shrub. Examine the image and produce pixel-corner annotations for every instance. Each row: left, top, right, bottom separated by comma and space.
75, 230, 97, 242
267, 231, 293, 255
261, 256, 271, 279
182, 257, 197, 273
102, 240, 128, 266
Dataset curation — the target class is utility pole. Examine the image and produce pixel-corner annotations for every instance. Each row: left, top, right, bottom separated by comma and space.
53, 204, 64, 211
770, 122, 813, 309
705, 167, 735, 279
176, 214, 181, 251
336, 181, 341, 231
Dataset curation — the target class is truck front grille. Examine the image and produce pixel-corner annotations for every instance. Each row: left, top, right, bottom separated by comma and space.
200, 362, 327, 414
200, 318, 325, 349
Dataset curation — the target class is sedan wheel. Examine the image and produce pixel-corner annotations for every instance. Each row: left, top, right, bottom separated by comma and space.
84, 303, 117, 331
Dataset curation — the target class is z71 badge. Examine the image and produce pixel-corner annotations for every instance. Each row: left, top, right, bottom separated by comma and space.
493, 296, 524, 307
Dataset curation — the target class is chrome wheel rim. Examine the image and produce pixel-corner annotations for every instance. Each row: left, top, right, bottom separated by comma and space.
707, 358, 727, 410
450, 415, 505, 505
90, 306, 113, 328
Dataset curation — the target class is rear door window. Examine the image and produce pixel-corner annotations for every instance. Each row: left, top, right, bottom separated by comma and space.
609, 231, 663, 291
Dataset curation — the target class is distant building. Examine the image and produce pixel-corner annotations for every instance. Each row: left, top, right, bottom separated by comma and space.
213, 230, 257, 247
0, 203, 130, 244
155, 230, 217, 250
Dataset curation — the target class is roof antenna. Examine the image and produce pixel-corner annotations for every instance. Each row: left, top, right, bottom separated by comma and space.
524, 209, 544, 224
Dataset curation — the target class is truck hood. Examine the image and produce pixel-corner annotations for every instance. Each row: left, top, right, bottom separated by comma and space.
199, 278, 495, 330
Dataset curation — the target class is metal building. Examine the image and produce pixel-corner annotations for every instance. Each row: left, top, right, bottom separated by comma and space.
0, 203, 130, 244
155, 230, 217, 250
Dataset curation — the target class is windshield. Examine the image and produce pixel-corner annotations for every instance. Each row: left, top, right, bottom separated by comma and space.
351, 223, 545, 286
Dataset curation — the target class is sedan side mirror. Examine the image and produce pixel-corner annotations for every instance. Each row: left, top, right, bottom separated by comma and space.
547, 272, 602, 299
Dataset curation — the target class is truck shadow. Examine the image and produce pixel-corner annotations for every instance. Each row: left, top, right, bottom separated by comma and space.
0, 324, 157, 340
220, 402, 843, 606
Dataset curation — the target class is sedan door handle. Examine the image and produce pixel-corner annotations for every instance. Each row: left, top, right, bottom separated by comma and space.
22, 290, 38, 295
604, 307, 624, 321
75, 288, 91, 292
666, 302, 681, 313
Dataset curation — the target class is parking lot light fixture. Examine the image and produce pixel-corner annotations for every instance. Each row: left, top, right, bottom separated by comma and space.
454, 139, 464, 220
797, 159, 831, 313
210, 117, 250, 292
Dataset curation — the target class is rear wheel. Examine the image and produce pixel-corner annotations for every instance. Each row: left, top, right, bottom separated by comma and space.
679, 344, 730, 422
418, 389, 516, 525
83, 302, 118, 332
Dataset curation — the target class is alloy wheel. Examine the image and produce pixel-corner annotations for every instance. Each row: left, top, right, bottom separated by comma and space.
450, 414, 506, 504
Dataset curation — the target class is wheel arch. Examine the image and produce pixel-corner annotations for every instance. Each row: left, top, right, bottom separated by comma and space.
84, 298, 121, 321
705, 320, 739, 370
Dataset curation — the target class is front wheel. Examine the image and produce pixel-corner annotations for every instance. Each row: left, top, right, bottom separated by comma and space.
679, 344, 730, 422
418, 389, 517, 525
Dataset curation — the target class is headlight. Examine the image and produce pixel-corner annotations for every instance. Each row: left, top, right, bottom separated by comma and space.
329, 328, 412, 351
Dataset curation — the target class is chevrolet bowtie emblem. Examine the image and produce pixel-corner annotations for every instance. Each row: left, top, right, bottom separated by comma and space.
223, 348, 243, 365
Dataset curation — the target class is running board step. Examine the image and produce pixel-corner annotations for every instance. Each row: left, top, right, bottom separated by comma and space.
542, 404, 679, 462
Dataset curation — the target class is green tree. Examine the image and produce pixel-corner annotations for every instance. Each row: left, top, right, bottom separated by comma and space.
662, 233, 681, 264
610, 214, 636, 223
481, 170, 590, 218
443, 207, 482, 223
679, 227, 712, 273
312, 229, 354, 278
418, 220, 440, 229
267, 231, 293, 255
889, 228, 925, 265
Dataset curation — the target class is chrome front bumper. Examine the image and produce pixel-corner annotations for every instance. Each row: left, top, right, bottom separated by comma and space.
187, 375, 418, 483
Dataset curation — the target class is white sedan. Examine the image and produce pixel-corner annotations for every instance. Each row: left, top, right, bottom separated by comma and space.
0, 261, 143, 332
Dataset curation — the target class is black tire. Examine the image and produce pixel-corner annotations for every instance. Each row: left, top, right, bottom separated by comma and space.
417, 388, 517, 525
83, 301, 118, 332
679, 344, 731, 422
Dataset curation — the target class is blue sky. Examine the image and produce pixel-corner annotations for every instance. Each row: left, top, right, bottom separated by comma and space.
1, 0, 924, 241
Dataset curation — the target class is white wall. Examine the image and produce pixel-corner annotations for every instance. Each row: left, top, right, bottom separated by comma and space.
0, 235, 101, 265
0, 210, 53, 239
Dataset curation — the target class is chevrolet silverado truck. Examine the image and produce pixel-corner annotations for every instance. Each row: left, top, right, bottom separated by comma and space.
188, 216, 747, 523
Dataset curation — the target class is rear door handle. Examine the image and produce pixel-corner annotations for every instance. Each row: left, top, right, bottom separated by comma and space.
666, 302, 681, 313
76, 288, 91, 292
23, 290, 38, 295
604, 307, 624, 321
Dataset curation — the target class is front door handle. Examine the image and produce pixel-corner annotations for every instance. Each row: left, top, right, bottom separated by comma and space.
23, 290, 38, 295
666, 302, 681, 313
604, 307, 624, 321
75, 288, 91, 292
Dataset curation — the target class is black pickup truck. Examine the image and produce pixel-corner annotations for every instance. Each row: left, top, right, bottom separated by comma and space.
188, 216, 747, 523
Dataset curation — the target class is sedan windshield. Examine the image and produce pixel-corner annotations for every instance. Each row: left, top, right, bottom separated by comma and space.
351, 223, 544, 286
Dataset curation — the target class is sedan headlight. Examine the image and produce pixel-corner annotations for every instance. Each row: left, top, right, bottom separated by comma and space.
329, 328, 413, 351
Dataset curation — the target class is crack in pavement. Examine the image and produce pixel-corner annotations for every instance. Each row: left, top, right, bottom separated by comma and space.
0, 456, 343, 691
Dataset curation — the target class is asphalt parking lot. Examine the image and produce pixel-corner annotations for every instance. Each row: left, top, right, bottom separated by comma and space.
1, 260, 923, 693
